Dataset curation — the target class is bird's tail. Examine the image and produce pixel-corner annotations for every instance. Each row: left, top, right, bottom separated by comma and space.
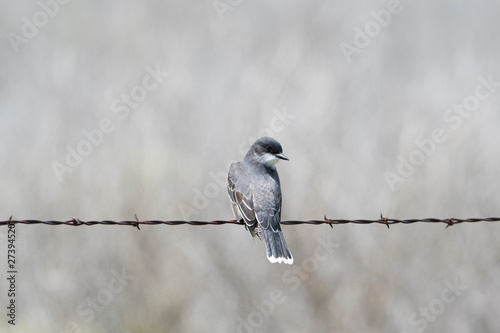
263, 229, 293, 264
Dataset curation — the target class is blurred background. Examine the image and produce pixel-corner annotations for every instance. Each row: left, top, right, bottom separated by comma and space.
1, 0, 500, 332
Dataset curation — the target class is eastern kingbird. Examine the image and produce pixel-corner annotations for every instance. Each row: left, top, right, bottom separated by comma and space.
227, 137, 293, 264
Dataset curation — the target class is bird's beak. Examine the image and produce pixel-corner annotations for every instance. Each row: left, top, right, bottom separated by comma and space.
275, 153, 289, 161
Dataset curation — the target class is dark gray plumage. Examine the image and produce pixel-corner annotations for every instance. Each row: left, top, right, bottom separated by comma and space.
227, 137, 293, 264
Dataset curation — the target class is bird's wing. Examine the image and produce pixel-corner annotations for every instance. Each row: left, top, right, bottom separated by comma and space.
253, 176, 282, 233
253, 178, 293, 263
227, 162, 256, 226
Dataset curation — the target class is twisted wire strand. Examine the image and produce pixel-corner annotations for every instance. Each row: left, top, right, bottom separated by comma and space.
1, 215, 499, 229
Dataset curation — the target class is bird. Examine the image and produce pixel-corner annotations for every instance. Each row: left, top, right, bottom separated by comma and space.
227, 137, 293, 264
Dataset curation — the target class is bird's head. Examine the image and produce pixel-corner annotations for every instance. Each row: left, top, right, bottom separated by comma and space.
247, 137, 289, 167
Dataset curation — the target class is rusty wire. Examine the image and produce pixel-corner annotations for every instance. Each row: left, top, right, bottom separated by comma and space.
1, 215, 500, 230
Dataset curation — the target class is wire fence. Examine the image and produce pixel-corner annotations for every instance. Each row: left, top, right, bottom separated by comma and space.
1, 215, 500, 229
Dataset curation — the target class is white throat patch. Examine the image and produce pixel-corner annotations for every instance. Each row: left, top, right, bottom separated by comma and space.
257, 153, 280, 167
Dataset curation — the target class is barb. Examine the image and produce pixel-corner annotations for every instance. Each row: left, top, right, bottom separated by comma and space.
1, 216, 500, 228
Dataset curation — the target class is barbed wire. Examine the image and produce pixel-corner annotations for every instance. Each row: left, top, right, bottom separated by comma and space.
1, 215, 499, 230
